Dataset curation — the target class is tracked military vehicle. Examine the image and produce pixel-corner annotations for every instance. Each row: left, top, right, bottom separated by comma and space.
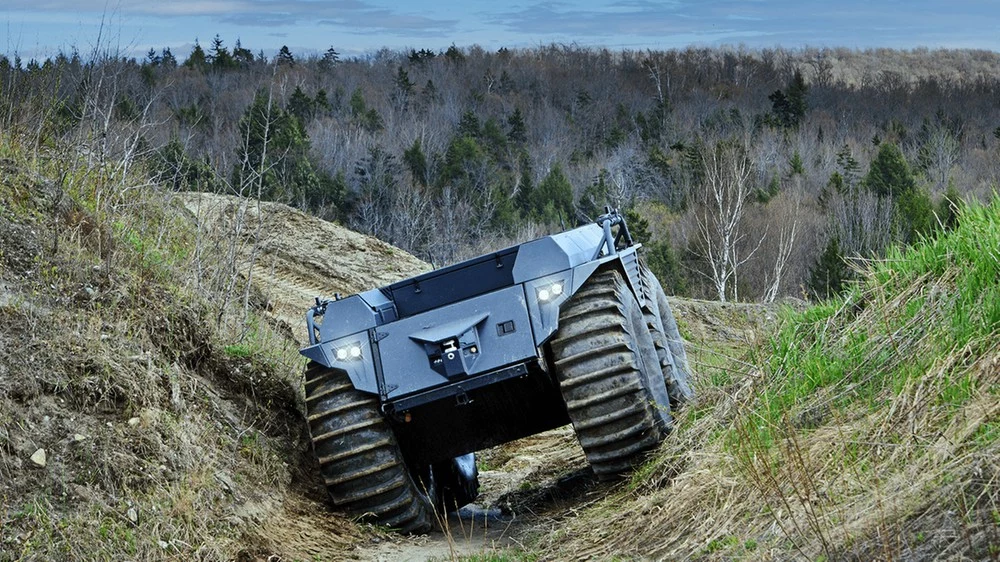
300, 209, 693, 533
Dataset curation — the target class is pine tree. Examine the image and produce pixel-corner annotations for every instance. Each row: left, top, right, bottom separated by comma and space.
276, 45, 295, 66
864, 142, 915, 198
786, 69, 808, 125
393, 66, 414, 111
314, 89, 332, 114
184, 41, 207, 69
532, 165, 575, 225
319, 47, 340, 71
233, 39, 254, 66
160, 48, 177, 68
646, 239, 687, 296
444, 44, 465, 63
349, 88, 366, 117
234, 90, 328, 208
769, 70, 809, 129
809, 237, 849, 299
208, 35, 232, 68
507, 108, 527, 144
403, 139, 428, 186
287, 86, 314, 125
458, 111, 480, 138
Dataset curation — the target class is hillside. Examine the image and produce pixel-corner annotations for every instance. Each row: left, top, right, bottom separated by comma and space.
0, 142, 423, 560
530, 199, 1000, 560
3, 124, 998, 561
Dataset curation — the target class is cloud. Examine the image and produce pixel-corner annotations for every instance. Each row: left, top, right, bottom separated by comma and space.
485, 1, 767, 40
4, 0, 457, 35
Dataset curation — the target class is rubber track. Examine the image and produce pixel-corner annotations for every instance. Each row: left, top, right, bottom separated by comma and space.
304, 363, 435, 533
549, 269, 667, 479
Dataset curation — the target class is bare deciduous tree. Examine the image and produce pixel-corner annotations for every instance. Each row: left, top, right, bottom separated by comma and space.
694, 138, 762, 302
763, 191, 801, 303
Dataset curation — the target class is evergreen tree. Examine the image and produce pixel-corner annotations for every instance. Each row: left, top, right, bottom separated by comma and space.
809, 237, 849, 299
896, 188, 935, 242
393, 66, 414, 110
233, 90, 330, 209
646, 239, 688, 296
444, 44, 465, 63
835, 144, 862, 192
786, 69, 808, 125
531, 165, 575, 225
349, 88, 366, 117
160, 47, 177, 68
514, 154, 535, 217
319, 47, 340, 71
624, 208, 651, 243
233, 39, 254, 66
314, 89, 332, 114
864, 142, 915, 197
481, 118, 507, 160
578, 172, 610, 220
769, 69, 809, 129
440, 135, 485, 197
287, 86, 314, 124
276, 45, 295, 66
507, 108, 527, 144
184, 41, 207, 69
458, 111, 480, 137
403, 139, 428, 186
408, 48, 436, 64
789, 150, 805, 176
210, 35, 235, 69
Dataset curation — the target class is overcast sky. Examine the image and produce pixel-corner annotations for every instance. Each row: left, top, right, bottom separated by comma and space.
3, 1, 999, 60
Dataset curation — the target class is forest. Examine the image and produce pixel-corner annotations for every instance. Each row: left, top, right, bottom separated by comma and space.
2, 39, 999, 302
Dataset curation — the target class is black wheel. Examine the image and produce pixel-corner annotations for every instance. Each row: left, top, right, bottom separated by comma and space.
433, 453, 479, 512
549, 268, 672, 480
304, 363, 436, 533
641, 266, 695, 408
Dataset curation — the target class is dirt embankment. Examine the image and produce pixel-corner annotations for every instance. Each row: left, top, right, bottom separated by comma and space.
181, 193, 429, 342
0, 181, 439, 560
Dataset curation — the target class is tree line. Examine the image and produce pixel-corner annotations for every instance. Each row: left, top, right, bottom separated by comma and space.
2, 39, 999, 301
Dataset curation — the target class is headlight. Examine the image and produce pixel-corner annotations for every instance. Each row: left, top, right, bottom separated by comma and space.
334, 341, 364, 361
536, 282, 565, 303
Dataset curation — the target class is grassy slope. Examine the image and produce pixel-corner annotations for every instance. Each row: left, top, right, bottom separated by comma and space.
0, 136, 359, 560
535, 199, 1000, 560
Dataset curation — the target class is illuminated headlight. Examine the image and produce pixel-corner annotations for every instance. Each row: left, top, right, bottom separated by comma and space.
536, 282, 565, 303
334, 342, 364, 361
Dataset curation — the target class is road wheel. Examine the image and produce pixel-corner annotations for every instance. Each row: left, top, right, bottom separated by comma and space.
304, 362, 436, 533
549, 268, 672, 480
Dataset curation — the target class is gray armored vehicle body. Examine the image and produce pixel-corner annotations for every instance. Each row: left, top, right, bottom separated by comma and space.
300, 210, 692, 532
